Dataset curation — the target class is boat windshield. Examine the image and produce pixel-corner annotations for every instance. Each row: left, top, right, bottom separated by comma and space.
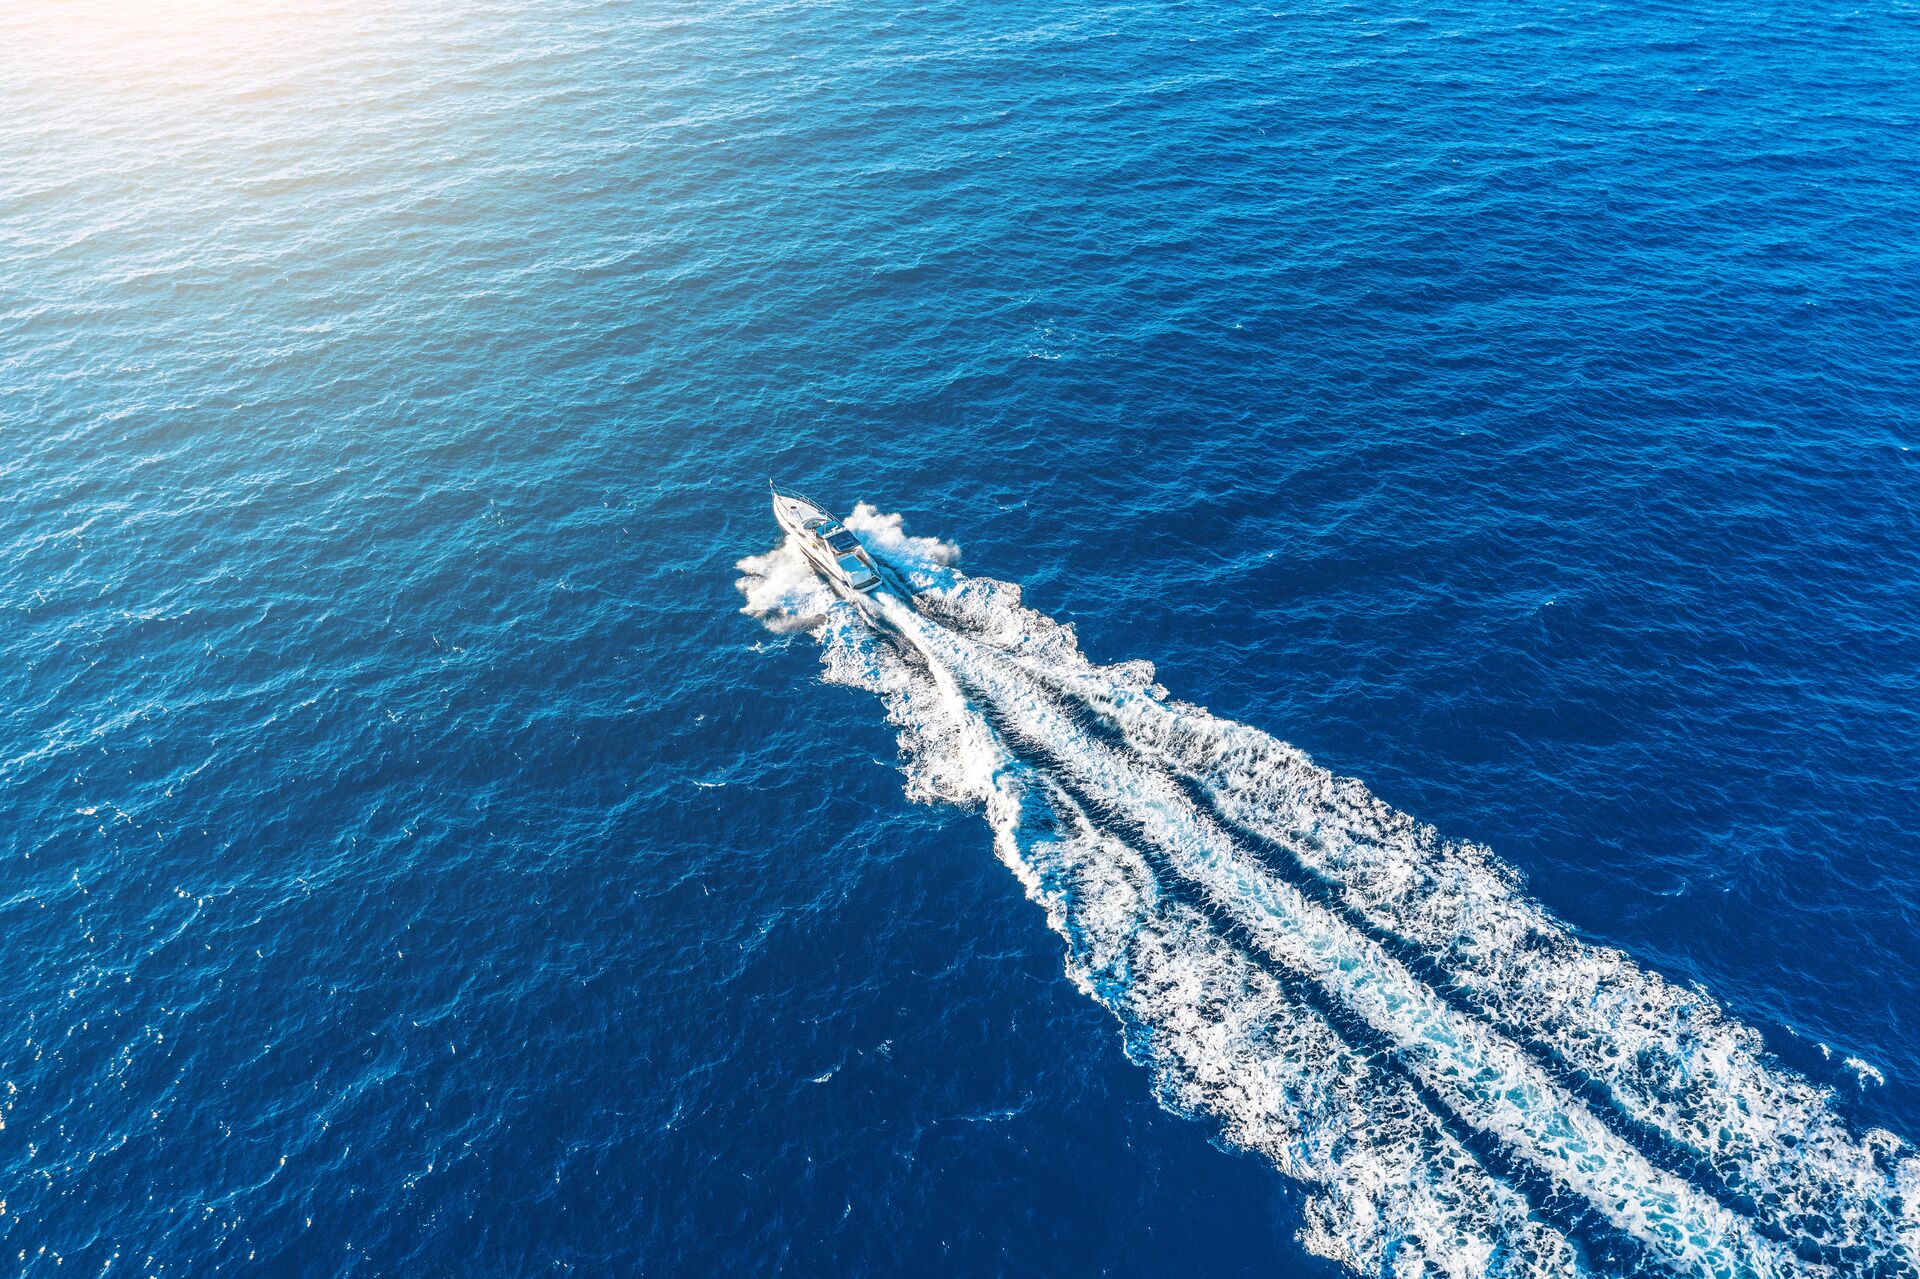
824, 529, 860, 554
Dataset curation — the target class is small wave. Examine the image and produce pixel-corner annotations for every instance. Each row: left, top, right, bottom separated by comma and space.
1848, 1058, 1890, 1089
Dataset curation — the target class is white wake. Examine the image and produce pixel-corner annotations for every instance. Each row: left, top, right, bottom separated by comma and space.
737, 509, 1918, 1279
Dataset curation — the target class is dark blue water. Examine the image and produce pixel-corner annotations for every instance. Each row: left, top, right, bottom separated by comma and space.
4, 0, 1917, 1273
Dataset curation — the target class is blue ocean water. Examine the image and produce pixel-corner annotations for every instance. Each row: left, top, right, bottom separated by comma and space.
4, 0, 1918, 1273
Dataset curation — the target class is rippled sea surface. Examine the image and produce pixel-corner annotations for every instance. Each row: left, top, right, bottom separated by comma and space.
4, 0, 1918, 1274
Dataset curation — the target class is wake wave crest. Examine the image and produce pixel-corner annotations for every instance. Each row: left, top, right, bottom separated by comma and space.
737, 510, 1917, 1279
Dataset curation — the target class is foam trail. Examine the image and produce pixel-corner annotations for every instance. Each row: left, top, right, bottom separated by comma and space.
1036, 661, 1917, 1262
876, 594, 1811, 1279
1008, 784, 1588, 1279
882, 527, 1917, 1275
737, 539, 1586, 1278
743, 513, 1917, 1278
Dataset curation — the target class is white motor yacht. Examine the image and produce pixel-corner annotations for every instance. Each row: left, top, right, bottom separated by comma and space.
770, 483, 882, 595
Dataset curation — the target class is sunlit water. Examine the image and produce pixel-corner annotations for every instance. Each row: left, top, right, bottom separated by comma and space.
4, 0, 1917, 1274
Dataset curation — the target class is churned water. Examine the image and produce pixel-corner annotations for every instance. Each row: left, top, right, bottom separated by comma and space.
3, 0, 1917, 1275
